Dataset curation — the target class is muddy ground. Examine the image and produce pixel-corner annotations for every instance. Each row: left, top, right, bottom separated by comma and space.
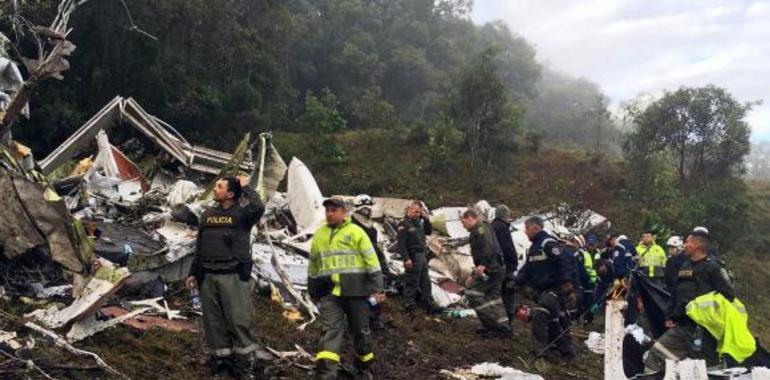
1, 285, 604, 380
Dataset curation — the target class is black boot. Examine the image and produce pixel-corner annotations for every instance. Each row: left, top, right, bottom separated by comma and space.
205, 355, 234, 376
355, 359, 374, 380
234, 353, 261, 380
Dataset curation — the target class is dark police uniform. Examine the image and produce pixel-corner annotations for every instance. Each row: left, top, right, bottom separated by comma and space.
189, 187, 264, 360
644, 256, 735, 372
608, 242, 634, 279
397, 216, 436, 311
467, 221, 510, 334
515, 230, 576, 359
490, 217, 518, 326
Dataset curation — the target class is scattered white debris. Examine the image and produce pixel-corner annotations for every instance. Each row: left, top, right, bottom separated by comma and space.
663, 359, 707, 380
625, 323, 651, 345
26, 259, 130, 329
66, 307, 151, 342
154, 221, 198, 262
0, 330, 22, 350
441, 362, 544, 380
752, 367, 770, 380
585, 331, 604, 355
166, 180, 201, 206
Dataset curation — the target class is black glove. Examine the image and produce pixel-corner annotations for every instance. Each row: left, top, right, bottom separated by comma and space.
238, 261, 253, 281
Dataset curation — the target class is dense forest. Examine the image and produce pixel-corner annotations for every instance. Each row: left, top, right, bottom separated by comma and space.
5, 0, 618, 155
0, 0, 761, 252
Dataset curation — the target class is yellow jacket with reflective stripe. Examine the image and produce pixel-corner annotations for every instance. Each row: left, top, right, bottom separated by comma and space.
686, 291, 756, 363
581, 250, 597, 284
636, 242, 667, 278
308, 217, 384, 297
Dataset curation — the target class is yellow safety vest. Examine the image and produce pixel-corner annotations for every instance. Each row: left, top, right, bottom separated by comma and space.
581, 250, 597, 284
308, 217, 382, 297
686, 291, 756, 363
636, 243, 667, 278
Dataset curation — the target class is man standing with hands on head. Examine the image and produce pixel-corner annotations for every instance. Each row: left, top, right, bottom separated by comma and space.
308, 197, 385, 380
185, 175, 265, 379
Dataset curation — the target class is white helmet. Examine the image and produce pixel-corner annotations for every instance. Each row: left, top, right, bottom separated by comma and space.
353, 194, 373, 207
666, 236, 683, 248
693, 226, 709, 235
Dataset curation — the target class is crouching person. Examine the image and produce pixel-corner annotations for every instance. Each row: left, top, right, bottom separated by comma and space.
309, 197, 385, 380
185, 176, 265, 379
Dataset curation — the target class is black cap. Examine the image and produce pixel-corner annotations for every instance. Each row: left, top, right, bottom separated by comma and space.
322, 197, 346, 208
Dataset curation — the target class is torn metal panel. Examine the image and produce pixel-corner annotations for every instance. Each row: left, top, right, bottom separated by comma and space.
100, 306, 200, 333
286, 157, 325, 235
252, 242, 308, 287
0, 169, 48, 258
154, 221, 198, 263
0, 169, 92, 274
166, 180, 201, 207
251, 132, 288, 200
430, 207, 469, 239
27, 259, 130, 329
38, 96, 123, 174
426, 236, 474, 284
38, 96, 254, 176
66, 307, 151, 342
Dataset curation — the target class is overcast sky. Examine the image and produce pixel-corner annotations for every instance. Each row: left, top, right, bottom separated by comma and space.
472, 0, 770, 142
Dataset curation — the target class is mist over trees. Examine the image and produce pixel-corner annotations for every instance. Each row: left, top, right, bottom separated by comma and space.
3, 0, 620, 157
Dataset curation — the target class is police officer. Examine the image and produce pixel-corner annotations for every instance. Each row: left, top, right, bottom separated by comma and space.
515, 217, 576, 361
351, 196, 393, 330
185, 176, 264, 379
636, 231, 667, 285
461, 209, 512, 338
308, 197, 385, 380
606, 233, 634, 280
644, 231, 735, 373
572, 235, 597, 325
397, 200, 440, 314
490, 204, 518, 329
663, 236, 686, 292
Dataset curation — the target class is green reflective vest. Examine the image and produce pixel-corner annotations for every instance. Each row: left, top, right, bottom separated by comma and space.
581, 250, 597, 284
309, 217, 384, 297
686, 291, 756, 363
636, 243, 667, 278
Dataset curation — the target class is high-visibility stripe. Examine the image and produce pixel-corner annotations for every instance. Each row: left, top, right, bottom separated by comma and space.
214, 348, 233, 356
311, 266, 373, 278
686, 300, 719, 312
318, 249, 359, 257
652, 342, 680, 361
331, 273, 341, 296
233, 343, 259, 354
476, 299, 502, 311
528, 254, 547, 262
360, 352, 374, 362
316, 351, 340, 362
465, 289, 485, 297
